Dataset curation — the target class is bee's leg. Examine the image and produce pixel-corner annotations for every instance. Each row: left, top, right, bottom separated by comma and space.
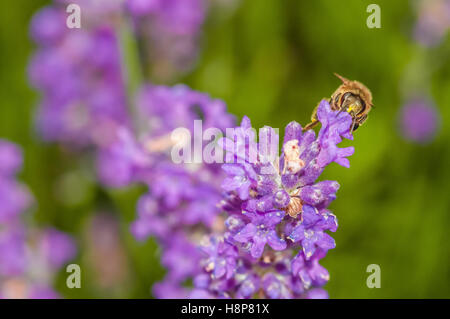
347, 109, 360, 132
303, 98, 337, 132
358, 114, 368, 125
351, 114, 368, 132
302, 101, 323, 132
302, 107, 316, 131
350, 117, 357, 132
337, 104, 348, 116
302, 120, 319, 132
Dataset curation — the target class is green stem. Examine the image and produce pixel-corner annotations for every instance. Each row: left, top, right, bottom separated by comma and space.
118, 17, 146, 135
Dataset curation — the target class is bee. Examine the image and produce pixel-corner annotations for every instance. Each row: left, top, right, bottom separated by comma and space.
303, 73, 373, 132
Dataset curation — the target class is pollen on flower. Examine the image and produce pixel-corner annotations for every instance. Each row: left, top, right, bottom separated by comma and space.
205, 262, 214, 272
321, 273, 330, 281
249, 189, 258, 197
145, 135, 174, 152
2, 278, 28, 299
283, 140, 305, 174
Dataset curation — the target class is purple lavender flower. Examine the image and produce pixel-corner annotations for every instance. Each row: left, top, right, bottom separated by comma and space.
413, 0, 450, 47
0, 279, 61, 299
0, 141, 32, 225
399, 99, 440, 144
38, 228, 77, 270
30, 6, 65, 45
199, 235, 238, 280
28, 0, 230, 299
29, 2, 130, 147
27, 286, 61, 299
0, 140, 23, 176
96, 127, 152, 187
94, 84, 234, 298
136, 84, 234, 135
291, 250, 330, 290
127, 0, 205, 34
193, 100, 353, 298
134, 95, 232, 296
126, 0, 208, 80
0, 140, 76, 299
0, 228, 27, 277
233, 211, 287, 259
161, 234, 202, 283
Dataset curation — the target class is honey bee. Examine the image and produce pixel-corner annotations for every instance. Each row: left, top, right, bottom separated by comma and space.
303, 73, 373, 132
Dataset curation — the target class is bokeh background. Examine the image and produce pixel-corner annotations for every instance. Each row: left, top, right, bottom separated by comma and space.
1, 0, 449, 298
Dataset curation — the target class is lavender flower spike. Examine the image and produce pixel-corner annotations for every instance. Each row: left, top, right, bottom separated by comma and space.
97, 84, 235, 298
0, 140, 76, 299
398, 98, 440, 144
193, 100, 353, 299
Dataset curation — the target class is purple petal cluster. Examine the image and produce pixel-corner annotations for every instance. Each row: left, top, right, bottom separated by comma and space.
0, 140, 76, 299
96, 84, 234, 298
0, 141, 32, 224
29, 0, 231, 297
192, 100, 354, 299
126, 0, 207, 80
413, 0, 450, 47
127, 0, 205, 34
29, 2, 130, 147
29, 0, 212, 145
398, 98, 440, 144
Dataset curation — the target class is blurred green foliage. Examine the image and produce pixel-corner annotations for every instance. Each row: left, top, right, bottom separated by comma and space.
1, 0, 449, 298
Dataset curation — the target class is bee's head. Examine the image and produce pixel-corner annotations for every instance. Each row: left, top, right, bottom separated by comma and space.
334, 73, 373, 116
341, 92, 365, 116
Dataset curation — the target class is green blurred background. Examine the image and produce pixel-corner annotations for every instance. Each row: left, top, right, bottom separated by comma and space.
1, 0, 449, 298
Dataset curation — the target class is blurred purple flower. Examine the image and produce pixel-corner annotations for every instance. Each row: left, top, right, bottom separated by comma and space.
29, 10, 130, 146
27, 0, 235, 299
127, 0, 205, 34
126, 0, 208, 80
0, 139, 24, 176
0, 140, 32, 225
0, 140, 76, 298
0, 228, 27, 277
28, 286, 61, 299
94, 84, 234, 298
413, 0, 450, 47
39, 228, 77, 270
399, 99, 440, 144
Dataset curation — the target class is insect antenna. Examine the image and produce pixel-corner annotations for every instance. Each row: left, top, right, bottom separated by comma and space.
334, 73, 350, 83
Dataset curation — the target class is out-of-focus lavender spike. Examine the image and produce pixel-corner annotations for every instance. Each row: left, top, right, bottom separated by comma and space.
0, 140, 76, 298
